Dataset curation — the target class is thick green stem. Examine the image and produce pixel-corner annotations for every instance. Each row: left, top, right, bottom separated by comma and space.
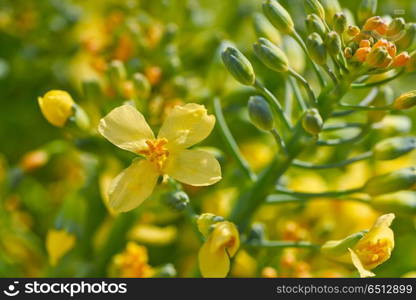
288, 77, 308, 110
288, 68, 317, 105
351, 69, 404, 88
246, 240, 319, 249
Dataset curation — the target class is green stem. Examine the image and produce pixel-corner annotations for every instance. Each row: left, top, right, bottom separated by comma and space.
265, 194, 370, 205
213, 98, 256, 182
270, 128, 287, 154
292, 151, 373, 169
351, 69, 404, 88
317, 124, 370, 146
291, 31, 326, 87
254, 80, 292, 131
274, 186, 364, 198
288, 68, 317, 105
322, 122, 364, 131
337, 103, 393, 111
288, 76, 308, 110
246, 240, 319, 249
324, 64, 339, 84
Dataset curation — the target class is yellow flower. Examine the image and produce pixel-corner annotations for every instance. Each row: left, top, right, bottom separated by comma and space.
46, 229, 76, 266
349, 213, 395, 277
98, 103, 221, 212
38, 90, 74, 127
198, 221, 239, 278
111, 242, 153, 278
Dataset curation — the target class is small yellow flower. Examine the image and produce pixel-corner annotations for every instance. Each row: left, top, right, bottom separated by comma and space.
349, 213, 395, 277
111, 242, 153, 278
198, 221, 239, 278
46, 229, 76, 266
38, 90, 74, 127
98, 103, 221, 212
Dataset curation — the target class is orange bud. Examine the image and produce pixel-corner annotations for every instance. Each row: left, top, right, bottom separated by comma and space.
354, 47, 371, 62
20, 150, 49, 172
392, 52, 410, 67
360, 40, 371, 48
373, 39, 397, 57
344, 47, 353, 59
347, 25, 360, 37
364, 16, 384, 31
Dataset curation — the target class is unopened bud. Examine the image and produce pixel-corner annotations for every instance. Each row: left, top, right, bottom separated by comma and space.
108, 60, 126, 84
353, 47, 371, 62
304, 0, 325, 21
197, 213, 224, 238
306, 14, 327, 37
358, 0, 378, 24
333, 12, 347, 34
363, 167, 416, 196
306, 33, 327, 65
248, 96, 275, 131
393, 91, 416, 110
319, 0, 342, 25
396, 23, 416, 50
344, 47, 353, 59
302, 108, 323, 135
365, 46, 391, 68
347, 25, 360, 37
360, 40, 371, 48
164, 190, 189, 211
386, 17, 406, 38
392, 52, 410, 68
132, 73, 151, 99
326, 31, 342, 56
363, 16, 387, 35
406, 52, 416, 73
38, 90, 75, 127
262, 0, 294, 34
372, 191, 416, 215
253, 38, 289, 73
221, 47, 255, 86
374, 137, 416, 160
321, 230, 368, 261
253, 13, 282, 45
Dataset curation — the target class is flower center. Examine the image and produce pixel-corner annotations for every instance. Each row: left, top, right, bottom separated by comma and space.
138, 138, 169, 171
356, 239, 391, 266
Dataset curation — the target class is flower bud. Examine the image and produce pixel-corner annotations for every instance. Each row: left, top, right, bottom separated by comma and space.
221, 47, 255, 86
333, 12, 347, 34
306, 14, 327, 37
248, 96, 275, 131
197, 213, 224, 238
326, 31, 342, 56
164, 190, 190, 211
363, 167, 416, 196
304, 0, 325, 21
262, 0, 294, 34
302, 108, 323, 135
363, 16, 388, 35
358, 0, 378, 25
320, 0, 342, 25
373, 39, 396, 57
392, 91, 416, 110
392, 51, 410, 68
365, 46, 391, 68
374, 137, 416, 160
306, 33, 327, 65
108, 60, 127, 84
132, 73, 151, 99
253, 38, 289, 73
386, 17, 406, 38
38, 90, 75, 127
347, 25, 360, 37
372, 191, 416, 215
353, 47, 371, 62
344, 47, 353, 59
253, 13, 282, 45
359, 39, 371, 48
396, 23, 416, 50
321, 230, 368, 263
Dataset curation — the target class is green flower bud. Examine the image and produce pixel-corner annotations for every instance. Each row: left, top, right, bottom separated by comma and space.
393, 91, 416, 110
374, 137, 416, 160
222, 47, 255, 86
132, 73, 151, 99
306, 33, 327, 65
358, 0, 378, 25
154, 263, 177, 278
262, 0, 294, 34
387, 17, 406, 38
305, 14, 327, 37
304, 0, 325, 21
372, 191, 416, 215
365, 46, 391, 68
326, 31, 342, 56
333, 12, 347, 34
302, 108, 323, 135
248, 96, 275, 131
321, 230, 368, 262
396, 23, 416, 50
164, 190, 190, 211
197, 213, 225, 238
253, 13, 282, 45
108, 60, 126, 84
320, 0, 342, 25
363, 167, 416, 196
253, 38, 289, 72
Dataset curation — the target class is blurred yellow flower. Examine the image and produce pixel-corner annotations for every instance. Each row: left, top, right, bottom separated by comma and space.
198, 221, 239, 278
46, 229, 76, 266
128, 224, 177, 246
349, 213, 395, 277
111, 242, 153, 278
38, 90, 74, 127
230, 250, 257, 277
98, 104, 221, 212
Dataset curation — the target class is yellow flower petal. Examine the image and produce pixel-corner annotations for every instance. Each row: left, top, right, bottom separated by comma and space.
210, 221, 240, 257
198, 238, 230, 278
158, 103, 215, 150
98, 104, 154, 153
165, 149, 221, 186
349, 248, 375, 278
46, 229, 76, 266
108, 159, 159, 212
38, 90, 74, 127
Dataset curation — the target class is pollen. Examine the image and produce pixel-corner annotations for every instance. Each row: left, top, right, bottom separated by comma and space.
138, 138, 169, 171
356, 238, 390, 266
